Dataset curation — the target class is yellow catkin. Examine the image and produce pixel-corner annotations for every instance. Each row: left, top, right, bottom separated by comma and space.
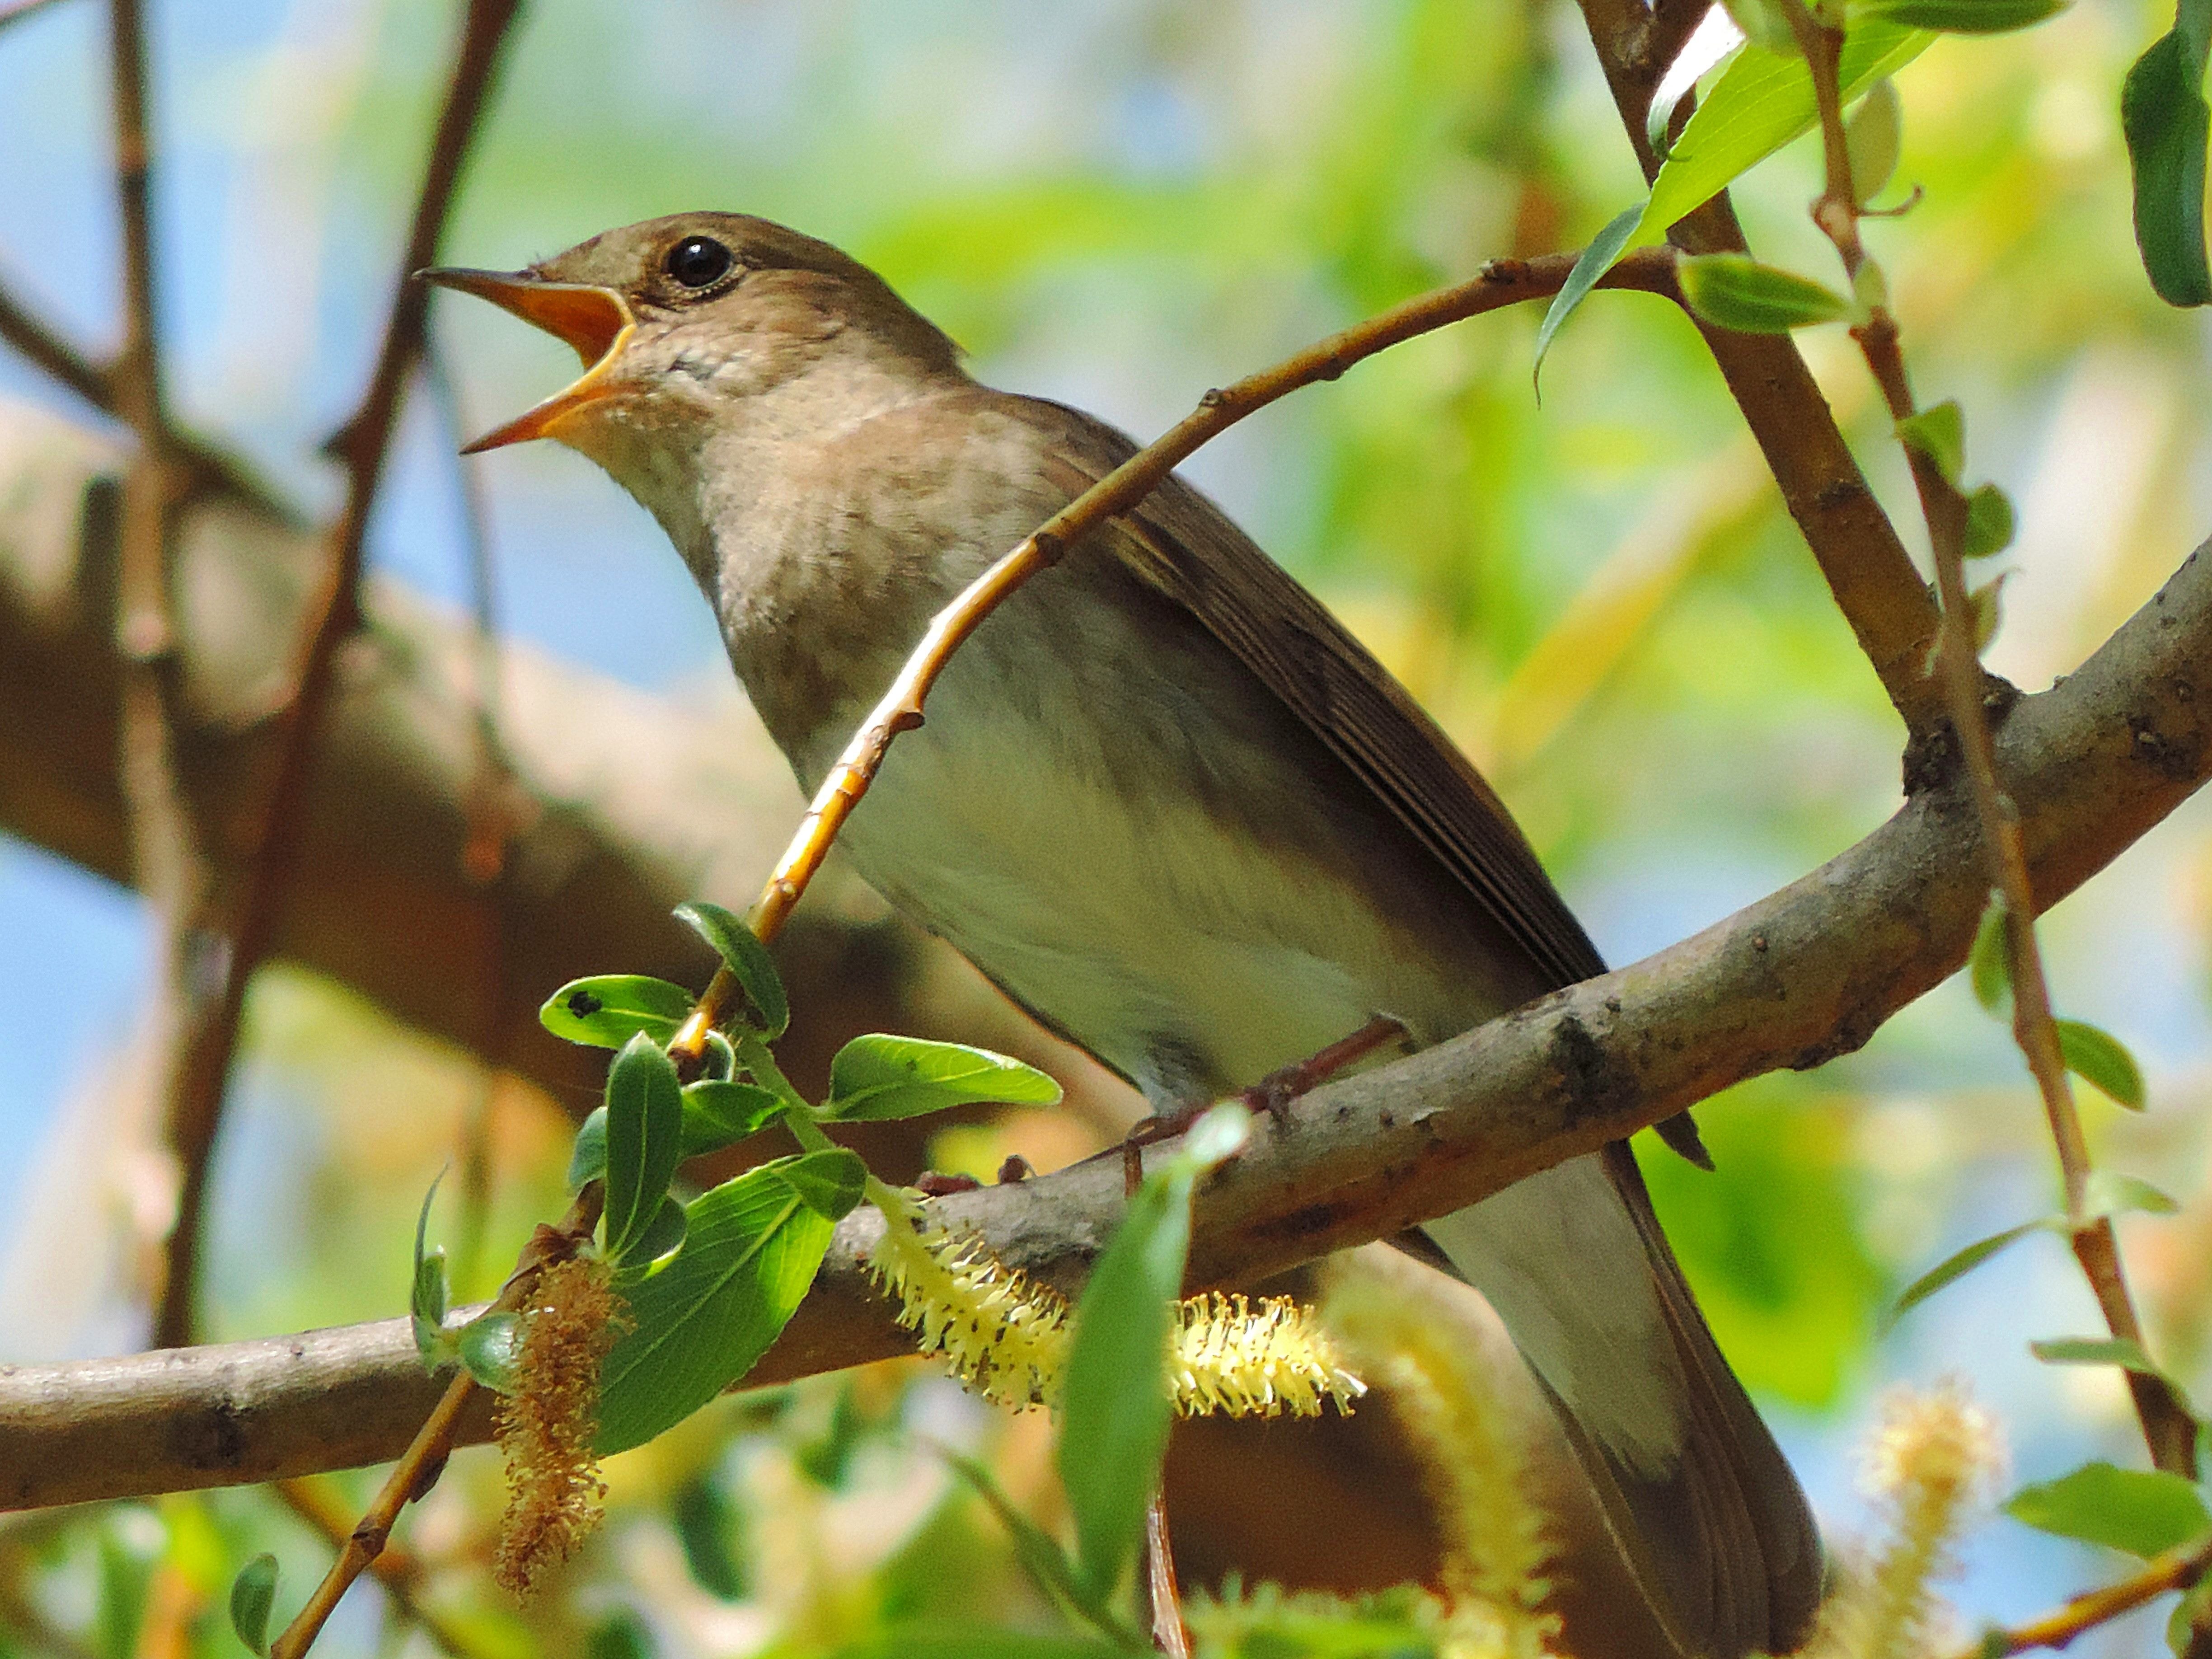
1322, 1255, 1557, 1658
1809, 1379, 2002, 1659
865, 1215, 1363, 1418
492, 1255, 623, 1597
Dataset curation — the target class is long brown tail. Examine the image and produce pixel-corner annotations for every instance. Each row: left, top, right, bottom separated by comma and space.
1419, 1145, 1823, 1656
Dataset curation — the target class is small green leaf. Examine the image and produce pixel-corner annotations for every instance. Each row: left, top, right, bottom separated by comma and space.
770, 1148, 867, 1220
457, 1312, 521, 1392
2005, 1462, 2212, 1557
596, 1158, 841, 1453
1719, 0, 1800, 51
2123, 21, 2212, 308
1968, 890, 2010, 1012
1896, 400, 1966, 484
680, 1080, 785, 1155
603, 1036, 686, 1262
1678, 254, 1851, 333
2083, 1170, 2180, 1219
1634, 22, 1935, 243
2031, 1334, 2160, 1370
942, 1451, 1131, 1642
585, 1612, 654, 1659
2057, 1019, 2147, 1109
619, 1195, 689, 1273
672, 1474, 750, 1601
2170, 1576, 2212, 1654
676, 901, 789, 1037
229, 1555, 278, 1656
823, 1035, 1062, 1122
1532, 205, 1643, 384
541, 975, 696, 1050
1967, 574, 2006, 653
1962, 483, 2017, 559
411, 1174, 449, 1362
1890, 1218, 2057, 1322
1845, 79, 1903, 203
1862, 0, 2064, 31
1057, 1104, 1248, 1603
569, 1108, 609, 1192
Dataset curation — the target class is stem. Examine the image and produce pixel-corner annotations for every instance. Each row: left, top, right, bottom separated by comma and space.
1782, 0, 2197, 1480
1954, 1532, 2212, 1657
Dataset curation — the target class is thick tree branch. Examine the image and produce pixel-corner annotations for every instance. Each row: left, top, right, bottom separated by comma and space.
7, 532, 2207, 1509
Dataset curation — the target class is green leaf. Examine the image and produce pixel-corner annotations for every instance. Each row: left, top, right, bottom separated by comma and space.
772, 1148, 867, 1220
2083, 1170, 2180, 1219
585, 1612, 654, 1659
457, 1312, 521, 1392
823, 1035, 1063, 1122
572, 1083, 787, 1192
672, 1474, 750, 1600
1845, 79, 1903, 204
1968, 574, 2006, 654
1890, 1218, 2057, 1322
619, 1195, 689, 1274
941, 1451, 1131, 1642
1862, 0, 2064, 32
2005, 1462, 2212, 1557
1962, 483, 2017, 558
1633, 21, 1934, 244
682, 1080, 785, 1153
411, 1174, 449, 1363
2171, 1576, 2212, 1654
603, 1036, 686, 1262
2057, 1019, 2147, 1109
676, 901, 790, 1037
1677, 254, 1851, 333
1968, 890, 2010, 1011
1719, 0, 1800, 51
541, 975, 696, 1050
596, 1158, 840, 1453
1896, 400, 1966, 483
2031, 1334, 2161, 1370
1532, 204, 1643, 384
2123, 17, 2212, 308
228, 1555, 277, 1657
1058, 1104, 1249, 1602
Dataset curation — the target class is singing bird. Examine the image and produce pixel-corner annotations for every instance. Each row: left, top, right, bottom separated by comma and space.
426, 214, 1820, 1656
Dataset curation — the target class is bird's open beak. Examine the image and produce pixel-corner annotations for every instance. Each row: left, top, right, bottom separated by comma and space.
417, 268, 636, 453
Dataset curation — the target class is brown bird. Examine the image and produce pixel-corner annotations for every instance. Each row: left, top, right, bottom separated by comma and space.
425, 213, 1821, 1656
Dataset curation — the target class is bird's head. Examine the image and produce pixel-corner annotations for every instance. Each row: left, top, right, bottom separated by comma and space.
420, 213, 960, 468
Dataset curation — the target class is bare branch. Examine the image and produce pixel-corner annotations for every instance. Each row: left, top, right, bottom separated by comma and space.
150, 0, 525, 1347
8, 531, 2207, 1509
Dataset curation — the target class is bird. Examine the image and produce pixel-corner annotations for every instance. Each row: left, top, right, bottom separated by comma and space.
424, 212, 1821, 1657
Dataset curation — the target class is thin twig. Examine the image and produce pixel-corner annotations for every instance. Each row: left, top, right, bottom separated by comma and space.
267, 1186, 601, 1659
0, 278, 109, 407
149, 0, 525, 1348
0, 0, 73, 30
103, 0, 233, 1360
1779, 0, 2198, 1479
275, 1476, 494, 1659
1954, 1532, 2212, 1657
664, 245, 1682, 1064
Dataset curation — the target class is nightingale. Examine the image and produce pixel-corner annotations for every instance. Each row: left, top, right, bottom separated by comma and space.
425, 213, 1821, 1657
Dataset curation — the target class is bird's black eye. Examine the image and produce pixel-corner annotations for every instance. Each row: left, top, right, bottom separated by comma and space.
665, 235, 735, 290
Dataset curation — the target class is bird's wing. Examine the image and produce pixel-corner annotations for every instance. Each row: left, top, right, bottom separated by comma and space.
1010, 393, 1608, 994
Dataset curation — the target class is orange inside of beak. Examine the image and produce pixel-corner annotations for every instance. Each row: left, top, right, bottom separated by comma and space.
418, 268, 635, 452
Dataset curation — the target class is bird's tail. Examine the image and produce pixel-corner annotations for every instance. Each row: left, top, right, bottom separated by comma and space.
1418, 1143, 1823, 1658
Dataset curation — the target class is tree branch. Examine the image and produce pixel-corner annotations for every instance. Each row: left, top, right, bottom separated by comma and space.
149, 0, 524, 1346
8, 530, 2207, 1509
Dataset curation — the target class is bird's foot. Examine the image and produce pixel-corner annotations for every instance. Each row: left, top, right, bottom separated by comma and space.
1236, 1013, 1409, 1124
